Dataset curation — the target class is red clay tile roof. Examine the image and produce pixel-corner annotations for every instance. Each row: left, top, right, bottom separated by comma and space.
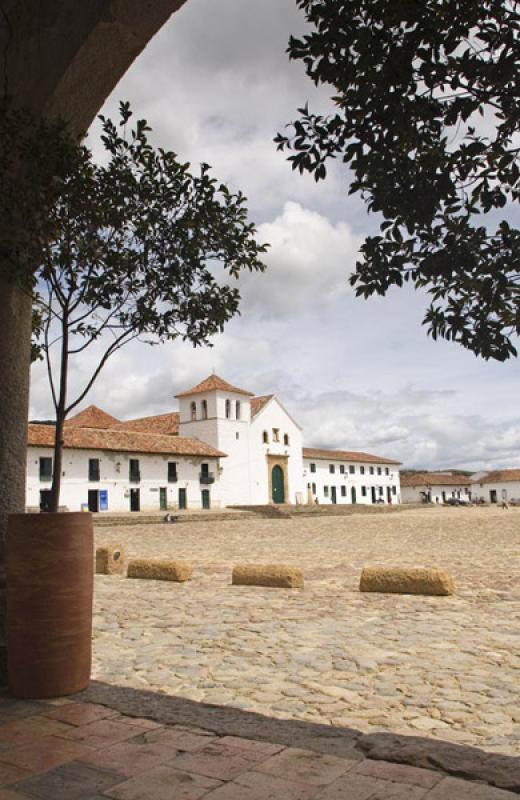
474, 469, 520, 484
64, 405, 120, 429
250, 395, 273, 417
303, 447, 400, 466
28, 424, 225, 458
400, 472, 472, 487
114, 412, 180, 436
175, 374, 254, 398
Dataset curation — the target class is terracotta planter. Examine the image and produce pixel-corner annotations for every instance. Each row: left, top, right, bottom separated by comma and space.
7, 512, 94, 698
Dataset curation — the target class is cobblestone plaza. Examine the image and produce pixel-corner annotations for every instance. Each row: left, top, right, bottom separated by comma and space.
93, 507, 520, 757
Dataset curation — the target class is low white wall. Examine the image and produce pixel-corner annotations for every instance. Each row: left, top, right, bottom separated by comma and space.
401, 485, 472, 504
472, 480, 520, 503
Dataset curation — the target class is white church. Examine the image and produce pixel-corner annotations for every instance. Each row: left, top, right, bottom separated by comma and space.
27, 374, 401, 512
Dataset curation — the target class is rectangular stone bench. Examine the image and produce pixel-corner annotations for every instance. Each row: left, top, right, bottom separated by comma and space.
232, 564, 304, 589
127, 559, 192, 582
360, 567, 454, 596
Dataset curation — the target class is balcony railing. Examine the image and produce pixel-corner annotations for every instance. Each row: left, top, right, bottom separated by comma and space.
129, 470, 141, 483
199, 472, 215, 484
168, 474, 178, 483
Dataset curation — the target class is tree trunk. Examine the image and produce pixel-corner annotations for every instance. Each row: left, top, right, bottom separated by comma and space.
49, 415, 65, 514
49, 312, 69, 514
0, 277, 32, 685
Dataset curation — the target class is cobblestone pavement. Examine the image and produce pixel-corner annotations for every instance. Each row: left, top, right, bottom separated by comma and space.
93, 507, 520, 757
1, 696, 516, 799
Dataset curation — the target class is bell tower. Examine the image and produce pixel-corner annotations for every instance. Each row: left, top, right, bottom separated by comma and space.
176, 374, 254, 504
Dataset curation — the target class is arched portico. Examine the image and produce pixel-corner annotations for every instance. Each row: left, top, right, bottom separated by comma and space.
0, 0, 187, 682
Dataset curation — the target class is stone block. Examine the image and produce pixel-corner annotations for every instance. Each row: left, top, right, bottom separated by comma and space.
127, 559, 192, 582
359, 567, 454, 596
96, 545, 125, 575
232, 564, 304, 589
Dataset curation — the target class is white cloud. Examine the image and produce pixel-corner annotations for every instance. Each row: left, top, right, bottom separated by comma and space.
237, 202, 363, 317
293, 388, 520, 471
29, 332, 274, 422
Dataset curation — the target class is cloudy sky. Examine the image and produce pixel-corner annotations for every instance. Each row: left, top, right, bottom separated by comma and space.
29, 0, 520, 471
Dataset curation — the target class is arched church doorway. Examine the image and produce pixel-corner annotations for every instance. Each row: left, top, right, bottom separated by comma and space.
272, 465, 285, 504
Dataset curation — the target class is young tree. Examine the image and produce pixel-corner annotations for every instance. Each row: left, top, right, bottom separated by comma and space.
276, 0, 520, 360
26, 104, 267, 511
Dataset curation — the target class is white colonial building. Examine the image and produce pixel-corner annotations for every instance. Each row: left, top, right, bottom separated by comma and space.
471, 469, 520, 504
27, 374, 401, 512
303, 448, 400, 505
400, 472, 473, 504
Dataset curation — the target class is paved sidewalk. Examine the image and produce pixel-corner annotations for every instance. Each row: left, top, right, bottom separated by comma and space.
0, 694, 517, 799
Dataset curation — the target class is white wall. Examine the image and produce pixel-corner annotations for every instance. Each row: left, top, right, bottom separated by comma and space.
472, 480, 520, 503
26, 446, 222, 512
179, 389, 252, 505
249, 398, 305, 504
303, 457, 401, 505
401, 484, 472, 504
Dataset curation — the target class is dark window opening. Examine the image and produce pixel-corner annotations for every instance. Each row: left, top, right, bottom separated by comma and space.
39, 457, 53, 481
200, 462, 215, 484
88, 458, 100, 482
129, 459, 140, 483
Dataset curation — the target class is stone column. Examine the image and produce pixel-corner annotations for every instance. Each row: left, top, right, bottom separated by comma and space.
0, 0, 187, 687
0, 278, 32, 683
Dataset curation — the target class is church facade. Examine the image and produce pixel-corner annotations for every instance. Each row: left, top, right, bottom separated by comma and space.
27, 374, 401, 512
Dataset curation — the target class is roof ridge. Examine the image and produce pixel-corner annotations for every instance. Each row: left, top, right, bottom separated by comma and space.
176, 373, 254, 398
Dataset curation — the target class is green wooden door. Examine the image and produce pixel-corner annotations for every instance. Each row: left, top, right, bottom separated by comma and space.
201, 489, 210, 509
351, 486, 357, 504
272, 465, 285, 504
178, 488, 187, 509
159, 487, 167, 510
331, 486, 337, 504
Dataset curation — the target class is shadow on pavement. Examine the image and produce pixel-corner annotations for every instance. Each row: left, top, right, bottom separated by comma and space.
78, 680, 520, 793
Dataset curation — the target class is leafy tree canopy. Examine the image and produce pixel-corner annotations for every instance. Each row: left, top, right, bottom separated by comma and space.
2, 103, 267, 510
276, 0, 520, 360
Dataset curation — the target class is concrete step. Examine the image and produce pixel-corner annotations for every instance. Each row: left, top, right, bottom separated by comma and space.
93, 510, 257, 527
